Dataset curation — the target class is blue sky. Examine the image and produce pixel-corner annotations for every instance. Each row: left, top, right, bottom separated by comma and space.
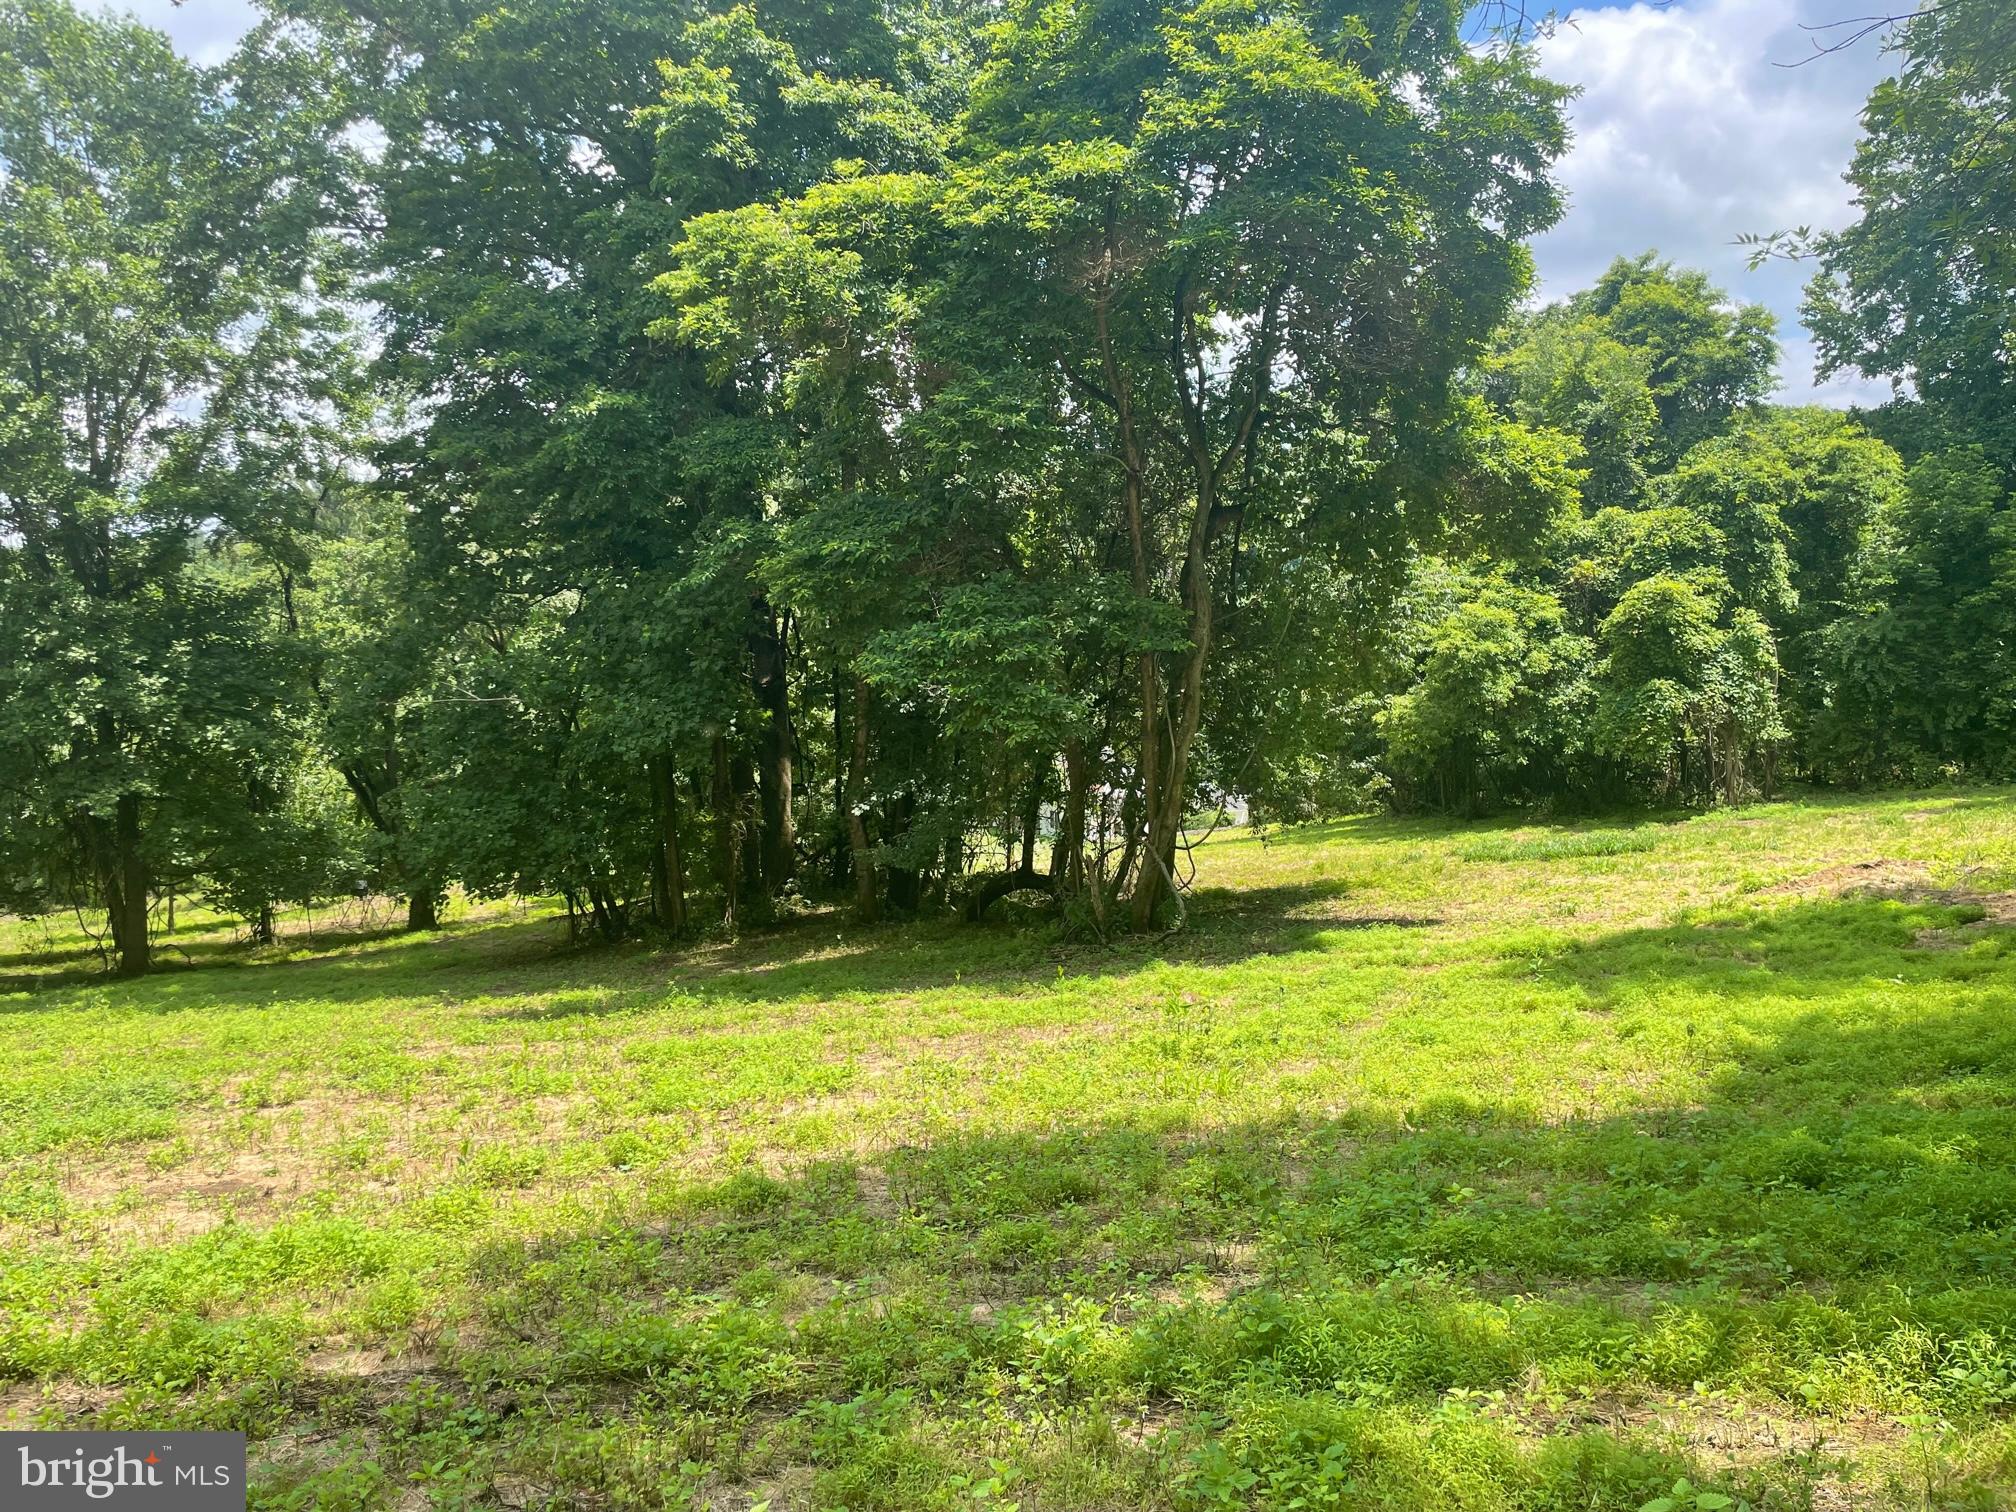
90, 0, 1898, 405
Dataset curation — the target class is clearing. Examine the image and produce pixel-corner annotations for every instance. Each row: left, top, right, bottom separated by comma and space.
3, 789, 2015, 1510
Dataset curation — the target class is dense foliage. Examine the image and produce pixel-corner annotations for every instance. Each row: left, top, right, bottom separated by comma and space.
2, 0, 2010, 969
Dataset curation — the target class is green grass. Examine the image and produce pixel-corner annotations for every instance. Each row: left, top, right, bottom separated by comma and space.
1456, 828, 1661, 863
3, 789, 2016, 1510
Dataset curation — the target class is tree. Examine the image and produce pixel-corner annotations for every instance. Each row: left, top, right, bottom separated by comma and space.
300, 493, 449, 929
1567, 255, 1778, 470
1788, 0, 2016, 779
1381, 580, 1594, 815
1822, 449, 2016, 778
0, 0, 357, 972
926, 0, 1574, 926
1804, 0, 2016, 477
1484, 310, 1659, 514
286, 0, 958, 933
1593, 578, 1786, 806
665, 166, 949, 921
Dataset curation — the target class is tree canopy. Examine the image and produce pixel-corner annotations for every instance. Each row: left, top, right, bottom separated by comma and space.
2, 0, 2008, 969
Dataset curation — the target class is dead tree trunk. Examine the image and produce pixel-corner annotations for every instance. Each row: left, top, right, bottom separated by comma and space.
962, 866, 1053, 922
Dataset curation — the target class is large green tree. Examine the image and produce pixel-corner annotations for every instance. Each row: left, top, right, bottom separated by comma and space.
931, 0, 1575, 925
0, 0, 357, 972
1792, 0, 2016, 780
1563, 255, 1778, 470
667, 0, 1577, 927
1382, 256, 1909, 814
285, 0, 960, 933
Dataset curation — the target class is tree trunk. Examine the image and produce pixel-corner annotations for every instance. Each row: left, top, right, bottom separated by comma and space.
886, 790, 921, 914
254, 903, 276, 946
713, 735, 741, 930
732, 749, 763, 914
1113, 784, 1143, 907
963, 866, 1053, 922
1130, 476, 1220, 929
406, 886, 439, 931
831, 662, 849, 892
103, 792, 150, 977
750, 600, 796, 892
587, 879, 626, 940
649, 752, 689, 933
1113, 264, 1276, 930
942, 829, 965, 907
1091, 243, 1176, 933
1124, 489, 1162, 926
1018, 777, 1041, 876
1055, 741, 1089, 895
846, 675, 878, 922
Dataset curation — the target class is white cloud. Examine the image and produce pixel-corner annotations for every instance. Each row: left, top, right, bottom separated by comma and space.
77, 0, 257, 66
1529, 0, 1896, 406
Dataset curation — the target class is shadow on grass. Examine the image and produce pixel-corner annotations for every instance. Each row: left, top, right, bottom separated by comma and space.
21, 893, 2016, 1508
1529, 891, 2013, 1009
1, 878, 1437, 1019
485, 879, 1439, 1022
463, 908, 2010, 1503
291, 933, 2016, 1506
453, 893, 2016, 1343
1250, 783, 2016, 853
0, 913, 560, 1006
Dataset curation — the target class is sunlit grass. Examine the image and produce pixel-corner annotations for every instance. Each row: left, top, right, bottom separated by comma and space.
2, 788, 2014, 1508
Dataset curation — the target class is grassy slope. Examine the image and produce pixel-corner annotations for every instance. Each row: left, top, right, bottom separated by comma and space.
2, 790, 2015, 1510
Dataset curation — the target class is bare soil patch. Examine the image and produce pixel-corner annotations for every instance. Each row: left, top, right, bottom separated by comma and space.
1765, 858, 2016, 946
1766, 858, 1935, 897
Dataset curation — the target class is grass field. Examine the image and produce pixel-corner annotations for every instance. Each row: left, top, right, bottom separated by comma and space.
4, 790, 2016, 1510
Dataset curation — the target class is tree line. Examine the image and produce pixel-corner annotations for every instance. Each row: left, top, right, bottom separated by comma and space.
1, 0, 2009, 974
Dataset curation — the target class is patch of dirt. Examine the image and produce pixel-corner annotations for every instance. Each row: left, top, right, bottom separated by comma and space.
38, 1065, 634, 1248
855, 1165, 899, 1221
778, 1278, 844, 1326
0, 1380, 122, 1427
1913, 913, 2016, 949
1504, 1383, 1906, 1472
1149, 1240, 1264, 1305
301, 1345, 437, 1380
286, 1346, 459, 1419
488, 1476, 551, 1510
1469, 1275, 1671, 1311
869, 1018, 1120, 1070
1112, 1406, 1183, 1449
707, 1467, 816, 1511
82, 1149, 318, 1243
1764, 859, 2016, 947
1766, 858, 1935, 897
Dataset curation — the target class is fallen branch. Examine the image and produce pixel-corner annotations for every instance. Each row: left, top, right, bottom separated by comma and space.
961, 866, 1054, 922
